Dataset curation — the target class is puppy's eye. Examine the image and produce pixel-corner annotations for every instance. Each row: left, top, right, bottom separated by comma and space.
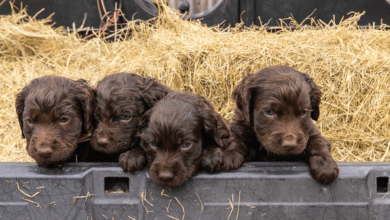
60, 117, 69, 123
182, 142, 192, 149
301, 111, 308, 117
121, 115, 131, 121
264, 110, 274, 116
149, 142, 156, 148
26, 118, 33, 125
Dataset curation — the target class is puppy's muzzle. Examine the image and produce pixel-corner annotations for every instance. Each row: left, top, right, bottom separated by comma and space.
281, 133, 299, 152
97, 137, 109, 147
37, 147, 53, 158
96, 129, 110, 147
158, 170, 175, 181
280, 132, 305, 153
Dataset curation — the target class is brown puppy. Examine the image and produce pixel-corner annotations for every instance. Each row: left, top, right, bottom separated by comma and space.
15, 76, 96, 166
138, 92, 230, 188
91, 73, 169, 173
224, 65, 339, 185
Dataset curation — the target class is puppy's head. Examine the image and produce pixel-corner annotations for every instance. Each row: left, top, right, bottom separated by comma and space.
15, 76, 95, 166
91, 73, 169, 154
138, 92, 222, 188
233, 65, 321, 155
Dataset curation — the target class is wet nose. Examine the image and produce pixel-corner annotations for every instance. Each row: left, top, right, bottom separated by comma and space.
281, 134, 298, 152
97, 137, 108, 146
159, 170, 174, 181
37, 148, 53, 158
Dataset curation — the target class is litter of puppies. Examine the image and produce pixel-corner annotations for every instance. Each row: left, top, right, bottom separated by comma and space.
0, 1, 390, 188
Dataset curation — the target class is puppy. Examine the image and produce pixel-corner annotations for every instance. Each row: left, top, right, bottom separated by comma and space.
91, 73, 169, 173
15, 76, 96, 166
138, 92, 230, 188
224, 65, 339, 185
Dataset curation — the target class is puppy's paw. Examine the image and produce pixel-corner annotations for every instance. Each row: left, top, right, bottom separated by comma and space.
119, 148, 146, 173
201, 147, 224, 172
223, 150, 245, 171
309, 155, 339, 185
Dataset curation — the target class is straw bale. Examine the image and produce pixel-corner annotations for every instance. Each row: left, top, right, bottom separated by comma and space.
0, 4, 389, 162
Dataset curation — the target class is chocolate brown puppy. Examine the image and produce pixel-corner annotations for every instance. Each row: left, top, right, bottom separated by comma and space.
138, 92, 230, 188
91, 73, 169, 173
224, 65, 339, 185
15, 76, 96, 166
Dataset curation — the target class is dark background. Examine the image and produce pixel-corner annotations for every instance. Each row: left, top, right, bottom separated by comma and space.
0, 0, 389, 29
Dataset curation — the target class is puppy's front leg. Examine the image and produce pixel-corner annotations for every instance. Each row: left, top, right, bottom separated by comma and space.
119, 147, 146, 173
222, 137, 246, 171
308, 126, 339, 184
201, 146, 224, 172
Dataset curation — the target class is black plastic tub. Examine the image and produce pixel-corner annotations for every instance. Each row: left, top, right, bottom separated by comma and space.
0, 162, 389, 219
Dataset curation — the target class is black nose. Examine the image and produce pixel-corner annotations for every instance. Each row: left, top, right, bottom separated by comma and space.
159, 170, 174, 181
37, 148, 53, 158
97, 137, 109, 147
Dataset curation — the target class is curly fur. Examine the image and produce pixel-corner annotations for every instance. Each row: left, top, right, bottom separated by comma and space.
15, 76, 96, 166
224, 65, 339, 184
138, 91, 230, 188
91, 73, 169, 173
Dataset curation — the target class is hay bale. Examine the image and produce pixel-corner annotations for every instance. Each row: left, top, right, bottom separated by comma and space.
0, 5, 389, 162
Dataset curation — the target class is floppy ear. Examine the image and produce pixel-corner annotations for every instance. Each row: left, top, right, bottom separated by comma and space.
15, 87, 30, 138
198, 96, 224, 148
302, 73, 322, 121
141, 77, 169, 109
232, 72, 254, 125
138, 109, 153, 134
74, 79, 96, 134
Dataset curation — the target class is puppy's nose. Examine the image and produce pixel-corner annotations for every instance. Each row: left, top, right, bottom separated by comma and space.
97, 137, 109, 146
282, 140, 297, 151
281, 134, 298, 152
37, 148, 53, 158
159, 170, 174, 181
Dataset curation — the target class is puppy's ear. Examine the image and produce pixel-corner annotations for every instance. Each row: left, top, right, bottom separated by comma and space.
141, 77, 169, 109
74, 79, 96, 134
198, 96, 224, 147
302, 73, 322, 121
138, 109, 153, 134
15, 87, 30, 138
232, 72, 253, 125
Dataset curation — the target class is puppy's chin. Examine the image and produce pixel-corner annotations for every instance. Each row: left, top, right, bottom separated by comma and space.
263, 145, 307, 156
34, 159, 63, 167
150, 176, 191, 188
31, 156, 68, 167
